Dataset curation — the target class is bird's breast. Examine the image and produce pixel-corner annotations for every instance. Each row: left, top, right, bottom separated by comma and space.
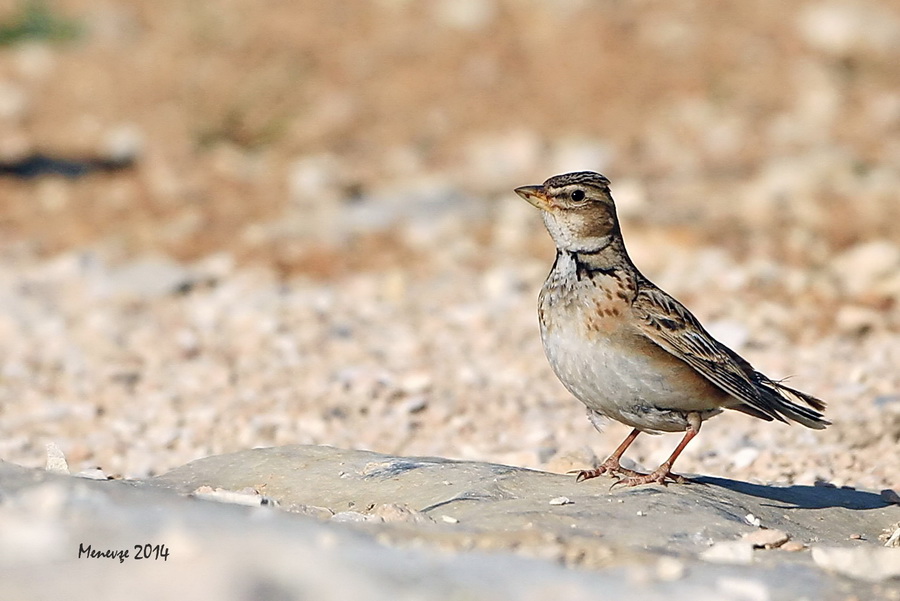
538, 269, 727, 432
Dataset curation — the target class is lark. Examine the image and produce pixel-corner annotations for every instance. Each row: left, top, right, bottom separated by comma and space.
515, 172, 829, 488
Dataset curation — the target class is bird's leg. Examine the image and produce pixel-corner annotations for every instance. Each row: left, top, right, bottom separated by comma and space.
612, 413, 701, 488
571, 427, 643, 482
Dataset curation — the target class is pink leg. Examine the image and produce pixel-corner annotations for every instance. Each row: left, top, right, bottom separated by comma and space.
612, 413, 701, 488
571, 428, 643, 482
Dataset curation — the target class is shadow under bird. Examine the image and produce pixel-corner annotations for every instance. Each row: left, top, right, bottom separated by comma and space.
515, 172, 829, 488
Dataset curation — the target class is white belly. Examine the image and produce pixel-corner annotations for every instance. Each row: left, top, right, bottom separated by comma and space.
541, 324, 723, 433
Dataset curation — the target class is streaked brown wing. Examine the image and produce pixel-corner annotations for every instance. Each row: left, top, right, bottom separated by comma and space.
631, 285, 784, 422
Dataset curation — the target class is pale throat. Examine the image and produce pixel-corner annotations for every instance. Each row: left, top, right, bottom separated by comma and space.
541, 211, 616, 254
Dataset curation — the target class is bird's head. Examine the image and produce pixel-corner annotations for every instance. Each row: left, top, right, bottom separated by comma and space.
514, 171, 620, 253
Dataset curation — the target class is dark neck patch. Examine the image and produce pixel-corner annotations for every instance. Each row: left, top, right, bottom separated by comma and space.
560, 250, 618, 281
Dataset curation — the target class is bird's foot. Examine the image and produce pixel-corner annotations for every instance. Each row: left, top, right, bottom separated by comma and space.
568, 459, 642, 483
609, 464, 688, 489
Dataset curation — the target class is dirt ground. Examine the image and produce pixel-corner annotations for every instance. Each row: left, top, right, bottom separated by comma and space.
0, 1, 898, 490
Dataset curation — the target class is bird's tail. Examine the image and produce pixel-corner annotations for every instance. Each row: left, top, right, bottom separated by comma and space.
754, 376, 830, 430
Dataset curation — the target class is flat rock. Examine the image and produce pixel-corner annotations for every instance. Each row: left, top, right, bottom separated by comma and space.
151, 445, 899, 558
1, 445, 899, 601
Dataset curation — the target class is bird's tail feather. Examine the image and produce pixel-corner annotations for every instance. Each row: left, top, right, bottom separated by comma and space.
755, 377, 830, 430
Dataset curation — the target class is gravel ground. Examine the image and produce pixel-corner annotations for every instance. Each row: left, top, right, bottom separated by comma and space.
0, 2, 899, 491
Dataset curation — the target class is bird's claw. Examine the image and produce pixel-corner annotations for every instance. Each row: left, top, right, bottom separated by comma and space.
568, 462, 644, 483
608, 468, 688, 489
567, 468, 605, 483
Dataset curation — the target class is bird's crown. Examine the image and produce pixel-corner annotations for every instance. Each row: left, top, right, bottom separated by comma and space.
543, 171, 611, 191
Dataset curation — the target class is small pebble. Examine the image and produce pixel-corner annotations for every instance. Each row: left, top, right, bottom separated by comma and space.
742, 528, 789, 549
849, 533, 863, 540
549, 496, 573, 506
44, 443, 69, 475
441, 515, 459, 524
781, 541, 806, 552
75, 468, 109, 480
744, 513, 762, 527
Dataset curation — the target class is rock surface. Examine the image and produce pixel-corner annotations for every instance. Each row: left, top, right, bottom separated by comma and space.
2, 445, 898, 600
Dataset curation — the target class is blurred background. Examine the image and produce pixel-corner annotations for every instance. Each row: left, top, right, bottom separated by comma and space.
0, 1, 898, 489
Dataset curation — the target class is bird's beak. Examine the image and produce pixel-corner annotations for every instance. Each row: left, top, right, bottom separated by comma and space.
514, 185, 551, 210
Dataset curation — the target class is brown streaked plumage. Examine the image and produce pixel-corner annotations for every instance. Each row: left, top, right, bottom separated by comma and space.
515, 171, 829, 488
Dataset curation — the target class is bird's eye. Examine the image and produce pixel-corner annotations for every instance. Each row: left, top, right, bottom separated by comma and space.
570, 189, 585, 202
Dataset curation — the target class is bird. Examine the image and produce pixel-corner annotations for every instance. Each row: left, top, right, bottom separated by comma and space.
514, 171, 829, 488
